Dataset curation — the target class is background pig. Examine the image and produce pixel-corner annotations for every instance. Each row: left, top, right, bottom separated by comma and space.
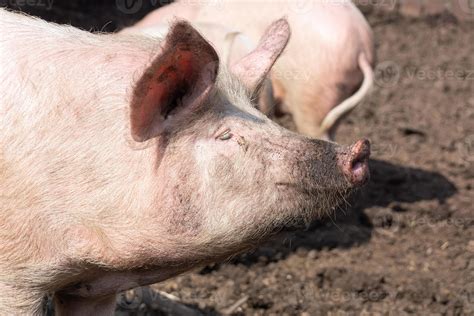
121, 22, 255, 67
128, 0, 375, 140
0, 9, 370, 315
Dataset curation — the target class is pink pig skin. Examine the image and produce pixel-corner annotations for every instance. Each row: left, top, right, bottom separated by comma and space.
0, 9, 371, 315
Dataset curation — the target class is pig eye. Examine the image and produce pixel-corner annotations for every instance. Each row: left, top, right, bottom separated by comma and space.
217, 129, 232, 141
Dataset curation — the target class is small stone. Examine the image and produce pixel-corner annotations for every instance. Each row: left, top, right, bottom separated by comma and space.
467, 240, 474, 253
296, 248, 308, 257
258, 256, 269, 264
468, 96, 474, 107
307, 250, 318, 259
124, 290, 135, 304
438, 289, 451, 304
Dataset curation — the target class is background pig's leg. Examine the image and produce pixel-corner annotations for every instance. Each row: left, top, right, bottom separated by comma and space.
259, 76, 288, 117
289, 84, 337, 139
258, 79, 277, 116
54, 294, 116, 316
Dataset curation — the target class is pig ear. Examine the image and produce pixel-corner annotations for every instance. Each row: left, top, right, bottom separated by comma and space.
231, 18, 290, 95
130, 21, 219, 142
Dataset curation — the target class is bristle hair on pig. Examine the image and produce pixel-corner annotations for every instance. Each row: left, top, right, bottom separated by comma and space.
0, 9, 370, 315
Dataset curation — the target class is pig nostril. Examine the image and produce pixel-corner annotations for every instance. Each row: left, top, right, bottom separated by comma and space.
351, 148, 369, 169
351, 160, 364, 172
352, 139, 370, 160
340, 138, 371, 186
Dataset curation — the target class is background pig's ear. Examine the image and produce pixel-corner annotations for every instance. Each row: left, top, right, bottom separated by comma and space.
130, 21, 219, 142
231, 18, 290, 96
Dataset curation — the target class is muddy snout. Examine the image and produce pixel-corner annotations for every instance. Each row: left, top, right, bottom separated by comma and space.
337, 139, 371, 187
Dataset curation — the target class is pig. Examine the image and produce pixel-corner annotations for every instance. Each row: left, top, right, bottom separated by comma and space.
0, 9, 370, 315
128, 0, 375, 140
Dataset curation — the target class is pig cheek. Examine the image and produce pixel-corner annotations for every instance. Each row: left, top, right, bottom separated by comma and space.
204, 139, 252, 192
167, 139, 252, 238
193, 139, 240, 178
157, 162, 205, 238
209, 155, 235, 181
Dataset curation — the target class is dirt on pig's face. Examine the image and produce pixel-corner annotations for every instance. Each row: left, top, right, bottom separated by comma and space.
120, 19, 368, 263
152, 73, 351, 253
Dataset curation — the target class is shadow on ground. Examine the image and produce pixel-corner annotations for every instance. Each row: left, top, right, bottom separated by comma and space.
222, 158, 457, 267
113, 159, 457, 315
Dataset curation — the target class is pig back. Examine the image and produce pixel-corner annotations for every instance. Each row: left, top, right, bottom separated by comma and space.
0, 9, 159, 265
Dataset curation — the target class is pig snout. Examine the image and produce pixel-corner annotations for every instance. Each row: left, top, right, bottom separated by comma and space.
337, 139, 371, 187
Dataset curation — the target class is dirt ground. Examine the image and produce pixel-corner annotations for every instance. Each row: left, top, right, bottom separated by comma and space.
2, 1, 473, 315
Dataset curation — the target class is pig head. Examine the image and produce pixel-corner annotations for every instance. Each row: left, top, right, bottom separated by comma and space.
0, 10, 369, 315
